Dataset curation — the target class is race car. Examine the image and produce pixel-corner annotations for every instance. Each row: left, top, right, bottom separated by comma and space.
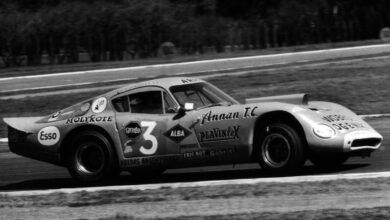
3, 77, 383, 183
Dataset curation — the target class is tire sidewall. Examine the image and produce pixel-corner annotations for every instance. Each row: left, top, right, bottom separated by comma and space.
257, 123, 305, 173
67, 131, 118, 183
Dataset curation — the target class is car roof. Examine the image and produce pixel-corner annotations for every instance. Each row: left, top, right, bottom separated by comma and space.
106, 77, 205, 97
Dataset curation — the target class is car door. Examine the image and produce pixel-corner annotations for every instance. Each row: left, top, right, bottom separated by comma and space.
169, 85, 241, 165
192, 104, 259, 164
190, 107, 241, 164
112, 86, 200, 168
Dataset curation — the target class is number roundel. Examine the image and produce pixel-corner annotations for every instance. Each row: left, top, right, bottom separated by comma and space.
92, 97, 107, 114
139, 121, 158, 155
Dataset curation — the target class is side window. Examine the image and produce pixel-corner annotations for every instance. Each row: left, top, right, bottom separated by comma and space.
129, 91, 163, 114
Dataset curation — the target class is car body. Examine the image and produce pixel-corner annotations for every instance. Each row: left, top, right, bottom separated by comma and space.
3, 77, 383, 182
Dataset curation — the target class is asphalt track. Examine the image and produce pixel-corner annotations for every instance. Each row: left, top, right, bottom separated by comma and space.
0, 117, 388, 192
1, 44, 390, 92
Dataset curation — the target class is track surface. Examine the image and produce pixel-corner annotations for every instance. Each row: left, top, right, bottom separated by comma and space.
0, 117, 388, 192
1, 44, 390, 92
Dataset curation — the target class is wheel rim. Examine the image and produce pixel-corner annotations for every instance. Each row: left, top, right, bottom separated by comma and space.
261, 133, 291, 168
75, 142, 105, 175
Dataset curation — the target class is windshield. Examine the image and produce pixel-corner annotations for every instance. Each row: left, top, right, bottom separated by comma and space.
169, 82, 239, 109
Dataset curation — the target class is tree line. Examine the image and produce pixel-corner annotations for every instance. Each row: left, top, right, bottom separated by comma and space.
0, 0, 389, 67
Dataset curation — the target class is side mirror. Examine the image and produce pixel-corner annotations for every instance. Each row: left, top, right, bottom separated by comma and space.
173, 103, 194, 120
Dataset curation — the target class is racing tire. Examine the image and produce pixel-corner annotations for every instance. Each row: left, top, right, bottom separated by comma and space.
66, 131, 119, 184
309, 154, 348, 169
257, 123, 305, 173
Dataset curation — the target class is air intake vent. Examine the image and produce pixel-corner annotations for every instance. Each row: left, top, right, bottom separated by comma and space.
351, 138, 381, 147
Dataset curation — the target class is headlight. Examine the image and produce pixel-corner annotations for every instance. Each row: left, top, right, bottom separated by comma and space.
313, 124, 336, 139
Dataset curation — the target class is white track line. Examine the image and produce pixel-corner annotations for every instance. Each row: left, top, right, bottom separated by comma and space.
2, 171, 390, 196
0, 113, 388, 143
0, 44, 389, 81
0, 77, 136, 93
200, 54, 390, 79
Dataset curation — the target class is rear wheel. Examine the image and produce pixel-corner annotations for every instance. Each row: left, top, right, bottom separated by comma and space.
257, 123, 305, 173
67, 131, 119, 183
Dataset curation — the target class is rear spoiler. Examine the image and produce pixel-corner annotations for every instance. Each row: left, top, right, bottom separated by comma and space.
245, 93, 309, 105
3, 117, 42, 132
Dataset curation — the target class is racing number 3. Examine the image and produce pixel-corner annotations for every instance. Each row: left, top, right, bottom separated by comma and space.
140, 121, 158, 155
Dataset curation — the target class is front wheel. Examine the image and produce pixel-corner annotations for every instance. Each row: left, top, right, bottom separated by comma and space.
66, 131, 119, 183
257, 123, 305, 173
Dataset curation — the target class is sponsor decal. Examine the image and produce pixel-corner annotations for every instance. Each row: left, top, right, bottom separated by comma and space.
92, 97, 107, 113
66, 115, 113, 124
200, 106, 258, 125
201, 111, 240, 125
121, 155, 176, 167
322, 114, 349, 122
244, 106, 258, 118
121, 148, 236, 167
123, 121, 158, 156
199, 126, 240, 142
331, 122, 365, 131
322, 114, 365, 130
38, 126, 60, 146
123, 140, 134, 155
163, 124, 192, 143
125, 122, 142, 139
122, 158, 142, 166
183, 148, 236, 159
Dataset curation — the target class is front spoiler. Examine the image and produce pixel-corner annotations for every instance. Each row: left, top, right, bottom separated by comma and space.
343, 130, 383, 152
